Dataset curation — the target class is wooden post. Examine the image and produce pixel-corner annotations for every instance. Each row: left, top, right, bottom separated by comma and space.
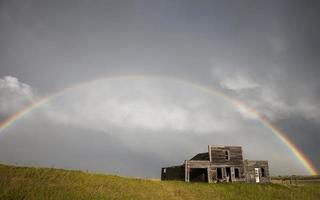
208, 145, 212, 162
184, 160, 189, 182
207, 167, 211, 183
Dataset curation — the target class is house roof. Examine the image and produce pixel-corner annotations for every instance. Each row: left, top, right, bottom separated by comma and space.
190, 152, 209, 160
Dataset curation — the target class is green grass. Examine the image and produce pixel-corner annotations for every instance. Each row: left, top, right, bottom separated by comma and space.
0, 164, 319, 200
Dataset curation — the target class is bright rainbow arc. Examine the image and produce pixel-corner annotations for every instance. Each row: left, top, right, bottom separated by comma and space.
0, 74, 318, 175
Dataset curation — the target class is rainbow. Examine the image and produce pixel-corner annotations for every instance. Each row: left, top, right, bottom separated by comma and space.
0, 74, 318, 175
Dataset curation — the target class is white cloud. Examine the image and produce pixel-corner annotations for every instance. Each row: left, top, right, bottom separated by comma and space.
219, 74, 260, 91
44, 79, 248, 134
0, 76, 36, 116
234, 104, 259, 120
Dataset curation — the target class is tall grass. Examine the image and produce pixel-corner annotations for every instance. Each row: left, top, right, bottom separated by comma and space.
0, 164, 319, 200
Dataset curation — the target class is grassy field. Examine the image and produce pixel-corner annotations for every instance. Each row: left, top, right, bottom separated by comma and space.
0, 164, 319, 200
271, 175, 320, 185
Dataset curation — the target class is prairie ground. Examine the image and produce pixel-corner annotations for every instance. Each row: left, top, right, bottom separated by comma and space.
0, 164, 319, 200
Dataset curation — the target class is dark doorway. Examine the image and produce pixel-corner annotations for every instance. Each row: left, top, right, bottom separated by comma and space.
189, 168, 208, 182
235, 168, 240, 178
217, 168, 223, 179
226, 167, 232, 182
261, 168, 265, 177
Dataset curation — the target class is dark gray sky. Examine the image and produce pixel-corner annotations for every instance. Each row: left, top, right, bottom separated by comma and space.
0, 0, 319, 177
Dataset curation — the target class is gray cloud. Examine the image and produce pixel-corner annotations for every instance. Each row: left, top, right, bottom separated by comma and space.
0, 78, 309, 176
211, 64, 320, 122
0, 0, 319, 175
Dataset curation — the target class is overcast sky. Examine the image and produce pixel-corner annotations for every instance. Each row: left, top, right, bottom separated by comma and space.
0, 0, 319, 177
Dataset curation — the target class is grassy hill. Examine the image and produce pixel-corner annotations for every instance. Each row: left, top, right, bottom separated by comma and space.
0, 164, 319, 200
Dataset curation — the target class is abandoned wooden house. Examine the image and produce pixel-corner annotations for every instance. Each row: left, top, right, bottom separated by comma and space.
161, 145, 270, 183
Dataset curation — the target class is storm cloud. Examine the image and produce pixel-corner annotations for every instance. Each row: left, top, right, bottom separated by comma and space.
0, 0, 319, 176
0, 78, 307, 177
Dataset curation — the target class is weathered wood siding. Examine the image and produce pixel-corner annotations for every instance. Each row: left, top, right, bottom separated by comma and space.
161, 165, 185, 181
244, 160, 270, 183
161, 145, 270, 184
187, 160, 210, 168
208, 146, 245, 182
209, 146, 244, 165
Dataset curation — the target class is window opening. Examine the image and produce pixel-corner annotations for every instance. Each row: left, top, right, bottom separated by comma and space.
225, 151, 229, 160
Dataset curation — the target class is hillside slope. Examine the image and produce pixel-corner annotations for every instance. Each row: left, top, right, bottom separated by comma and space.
0, 164, 319, 200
